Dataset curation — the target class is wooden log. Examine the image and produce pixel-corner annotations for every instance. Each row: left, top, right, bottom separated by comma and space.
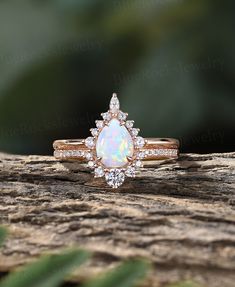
0, 152, 235, 287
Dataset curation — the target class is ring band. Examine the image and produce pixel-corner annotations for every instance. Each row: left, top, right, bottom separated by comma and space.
53, 93, 180, 188
54, 138, 179, 161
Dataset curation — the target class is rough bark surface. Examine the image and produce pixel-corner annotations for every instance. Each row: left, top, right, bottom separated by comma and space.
0, 152, 235, 287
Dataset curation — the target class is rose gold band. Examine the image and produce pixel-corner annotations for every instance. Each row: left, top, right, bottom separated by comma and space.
53, 138, 179, 161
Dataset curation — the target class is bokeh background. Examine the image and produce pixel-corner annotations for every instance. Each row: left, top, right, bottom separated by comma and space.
0, 0, 234, 155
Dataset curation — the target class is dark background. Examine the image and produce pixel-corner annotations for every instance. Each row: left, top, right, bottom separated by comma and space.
0, 0, 234, 155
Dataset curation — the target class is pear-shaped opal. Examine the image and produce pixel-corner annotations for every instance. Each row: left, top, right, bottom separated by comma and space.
96, 118, 134, 168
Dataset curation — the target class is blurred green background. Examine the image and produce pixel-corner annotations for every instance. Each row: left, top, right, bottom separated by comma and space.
0, 0, 234, 155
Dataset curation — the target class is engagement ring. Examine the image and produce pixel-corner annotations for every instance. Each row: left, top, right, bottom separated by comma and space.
53, 94, 179, 188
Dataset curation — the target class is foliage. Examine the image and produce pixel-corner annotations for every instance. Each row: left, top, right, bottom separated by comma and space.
81, 260, 149, 287
0, 227, 149, 287
0, 226, 200, 287
0, 248, 90, 287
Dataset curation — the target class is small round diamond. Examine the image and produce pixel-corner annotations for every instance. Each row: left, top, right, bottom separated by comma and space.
105, 169, 125, 188
118, 111, 127, 121
96, 120, 104, 129
135, 137, 145, 148
71, 151, 76, 157
126, 120, 134, 129
90, 128, 99, 137
85, 152, 93, 160
88, 161, 95, 168
65, 151, 71, 157
101, 112, 111, 121
125, 166, 136, 178
85, 137, 95, 148
135, 160, 143, 168
94, 166, 104, 178
131, 128, 139, 137
137, 151, 146, 159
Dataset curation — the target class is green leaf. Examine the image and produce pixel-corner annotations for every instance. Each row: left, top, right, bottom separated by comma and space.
82, 260, 149, 287
0, 249, 90, 287
0, 227, 7, 247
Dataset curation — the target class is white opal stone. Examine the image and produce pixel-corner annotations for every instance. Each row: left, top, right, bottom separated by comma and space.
96, 118, 134, 168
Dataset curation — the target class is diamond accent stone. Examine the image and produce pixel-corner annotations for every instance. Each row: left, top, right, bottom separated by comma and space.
85, 152, 93, 160
125, 166, 136, 178
85, 137, 95, 148
101, 112, 111, 121
109, 93, 120, 112
54, 150, 85, 158
105, 169, 125, 188
94, 166, 104, 178
137, 151, 146, 159
144, 149, 178, 157
90, 128, 99, 137
96, 120, 104, 129
135, 160, 143, 168
88, 161, 95, 168
118, 111, 127, 121
126, 120, 134, 129
131, 128, 139, 137
135, 137, 145, 148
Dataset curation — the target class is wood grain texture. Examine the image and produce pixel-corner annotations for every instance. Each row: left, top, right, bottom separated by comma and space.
0, 152, 235, 287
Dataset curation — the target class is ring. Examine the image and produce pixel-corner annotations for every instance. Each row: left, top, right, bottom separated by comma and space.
53, 93, 179, 188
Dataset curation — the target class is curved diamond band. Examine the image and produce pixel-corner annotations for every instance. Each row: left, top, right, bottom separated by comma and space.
53, 94, 180, 188
53, 138, 179, 161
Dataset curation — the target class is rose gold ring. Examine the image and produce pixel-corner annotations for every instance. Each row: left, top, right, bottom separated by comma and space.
53, 94, 180, 188
53, 138, 179, 161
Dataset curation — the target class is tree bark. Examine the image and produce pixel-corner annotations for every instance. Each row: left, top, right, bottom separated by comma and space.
0, 152, 235, 287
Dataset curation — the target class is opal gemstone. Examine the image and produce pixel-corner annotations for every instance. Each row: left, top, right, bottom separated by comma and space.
96, 118, 134, 168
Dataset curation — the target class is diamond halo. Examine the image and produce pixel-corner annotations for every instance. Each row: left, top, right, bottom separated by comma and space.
84, 93, 146, 188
